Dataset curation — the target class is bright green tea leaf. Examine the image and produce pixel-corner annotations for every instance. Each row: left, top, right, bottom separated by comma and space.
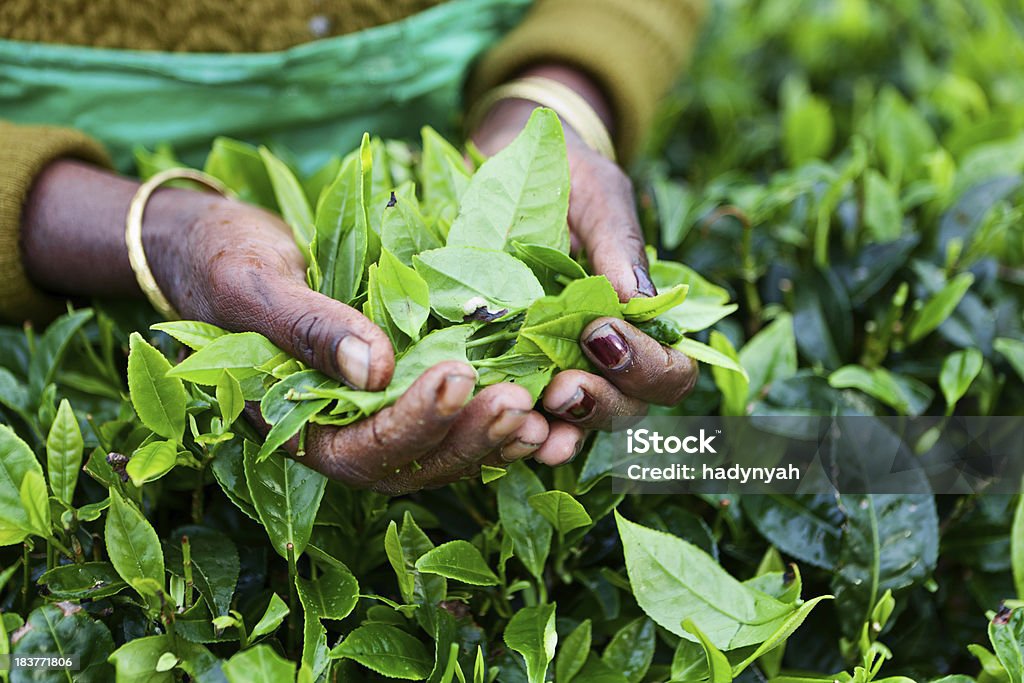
414, 246, 544, 323
106, 488, 165, 603
504, 603, 557, 683
0, 425, 47, 546
447, 108, 570, 253
216, 370, 245, 426
940, 348, 983, 410
126, 440, 177, 487
674, 337, 748, 378
258, 370, 334, 461
378, 248, 431, 340
204, 137, 276, 209
516, 276, 621, 371
224, 643, 297, 683
863, 169, 903, 242
330, 624, 433, 680
996, 338, 1024, 382
907, 272, 974, 343
261, 147, 314, 256
528, 491, 592, 535
128, 333, 187, 441
738, 314, 797, 400
19, 469, 50, 538
250, 593, 290, 640
481, 465, 507, 484
415, 540, 500, 586
497, 461, 551, 581
421, 125, 471, 210
312, 139, 370, 304
556, 619, 591, 683
382, 182, 443, 266
151, 320, 228, 350
167, 332, 282, 385
621, 285, 688, 323
989, 608, 1024, 683
46, 398, 83, 505
510, 241, 587, 293
616, 512, 806, 648
710, 331, 749, 416
602, 618, 656, 683
681, 619, 732, 683
243, 441, 326, 559
298, 546, 359, 620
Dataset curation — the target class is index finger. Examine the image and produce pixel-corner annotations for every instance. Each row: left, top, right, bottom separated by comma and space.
302, 361, 475, 486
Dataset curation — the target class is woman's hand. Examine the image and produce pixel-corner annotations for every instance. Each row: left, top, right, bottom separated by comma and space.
471, 65, 699, 443
23, 160, 577, 492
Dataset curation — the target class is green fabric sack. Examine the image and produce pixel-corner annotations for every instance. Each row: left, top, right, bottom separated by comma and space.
0, 0, 531, 173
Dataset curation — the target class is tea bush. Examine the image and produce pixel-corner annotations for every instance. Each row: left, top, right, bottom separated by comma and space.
2, 1, 1024, 682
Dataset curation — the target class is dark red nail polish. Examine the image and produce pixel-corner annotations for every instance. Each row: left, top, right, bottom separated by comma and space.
585, 324, 630, 369
634, 265, 657, 298
556, 388, 596, 421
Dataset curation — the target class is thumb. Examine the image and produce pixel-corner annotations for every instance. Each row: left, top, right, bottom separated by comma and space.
253, 280, 395, 391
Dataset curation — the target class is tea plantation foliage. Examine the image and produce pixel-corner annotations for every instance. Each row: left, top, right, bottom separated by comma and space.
2, 1, 1024, 681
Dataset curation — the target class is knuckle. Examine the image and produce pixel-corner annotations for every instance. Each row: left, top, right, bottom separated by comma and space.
279, 309, 336, 371
306, 427, 380, 488
659, 351, 700, 405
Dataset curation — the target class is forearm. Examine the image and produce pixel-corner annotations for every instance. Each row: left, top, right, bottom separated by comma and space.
21, 160, 220, 299
466, 0, 707, 160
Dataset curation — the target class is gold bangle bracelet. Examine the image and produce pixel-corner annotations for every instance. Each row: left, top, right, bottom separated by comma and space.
125, 168, 230, 321
467, 76, 617, 162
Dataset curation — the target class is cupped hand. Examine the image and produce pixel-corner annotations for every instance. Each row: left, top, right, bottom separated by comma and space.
471, 70, 700, 455
152, 198, 574, 491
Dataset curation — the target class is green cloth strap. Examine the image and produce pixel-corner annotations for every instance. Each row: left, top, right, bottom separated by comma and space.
0, 0, 532, 174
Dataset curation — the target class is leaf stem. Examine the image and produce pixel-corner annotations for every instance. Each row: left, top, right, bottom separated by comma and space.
235, 613, 250, 649
467, 330, 519, 349
47, 536, 75, 563
192, 452, 209, 524
21, 543, 30, 613
182, 535, 194, 610
287, 543, 299, 656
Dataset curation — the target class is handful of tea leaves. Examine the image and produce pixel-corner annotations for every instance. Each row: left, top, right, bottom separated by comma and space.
155, 109, 742, 460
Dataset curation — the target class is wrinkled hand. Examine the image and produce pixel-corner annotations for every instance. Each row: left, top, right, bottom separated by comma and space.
153, 198, 574, 493
471, 73, 699, 447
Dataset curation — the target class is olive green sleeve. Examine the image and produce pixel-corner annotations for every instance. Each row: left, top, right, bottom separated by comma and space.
466, 0, 708, 162
0, 122, 112, 324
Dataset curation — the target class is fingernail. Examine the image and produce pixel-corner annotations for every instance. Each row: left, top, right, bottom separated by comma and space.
488, 408, 529, 442
634, 265, 657, 298
565, 438, 585, 465
554, 388, 596, 422
584, 323, 630, 370
439, 374, 475, 415
337, 335, 370, 389
500, 438, 543, 462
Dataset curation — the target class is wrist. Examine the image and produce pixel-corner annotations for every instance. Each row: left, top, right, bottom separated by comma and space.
517, 64, 614, 134
142, 189, 235, 316
469, 64, 616, 160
